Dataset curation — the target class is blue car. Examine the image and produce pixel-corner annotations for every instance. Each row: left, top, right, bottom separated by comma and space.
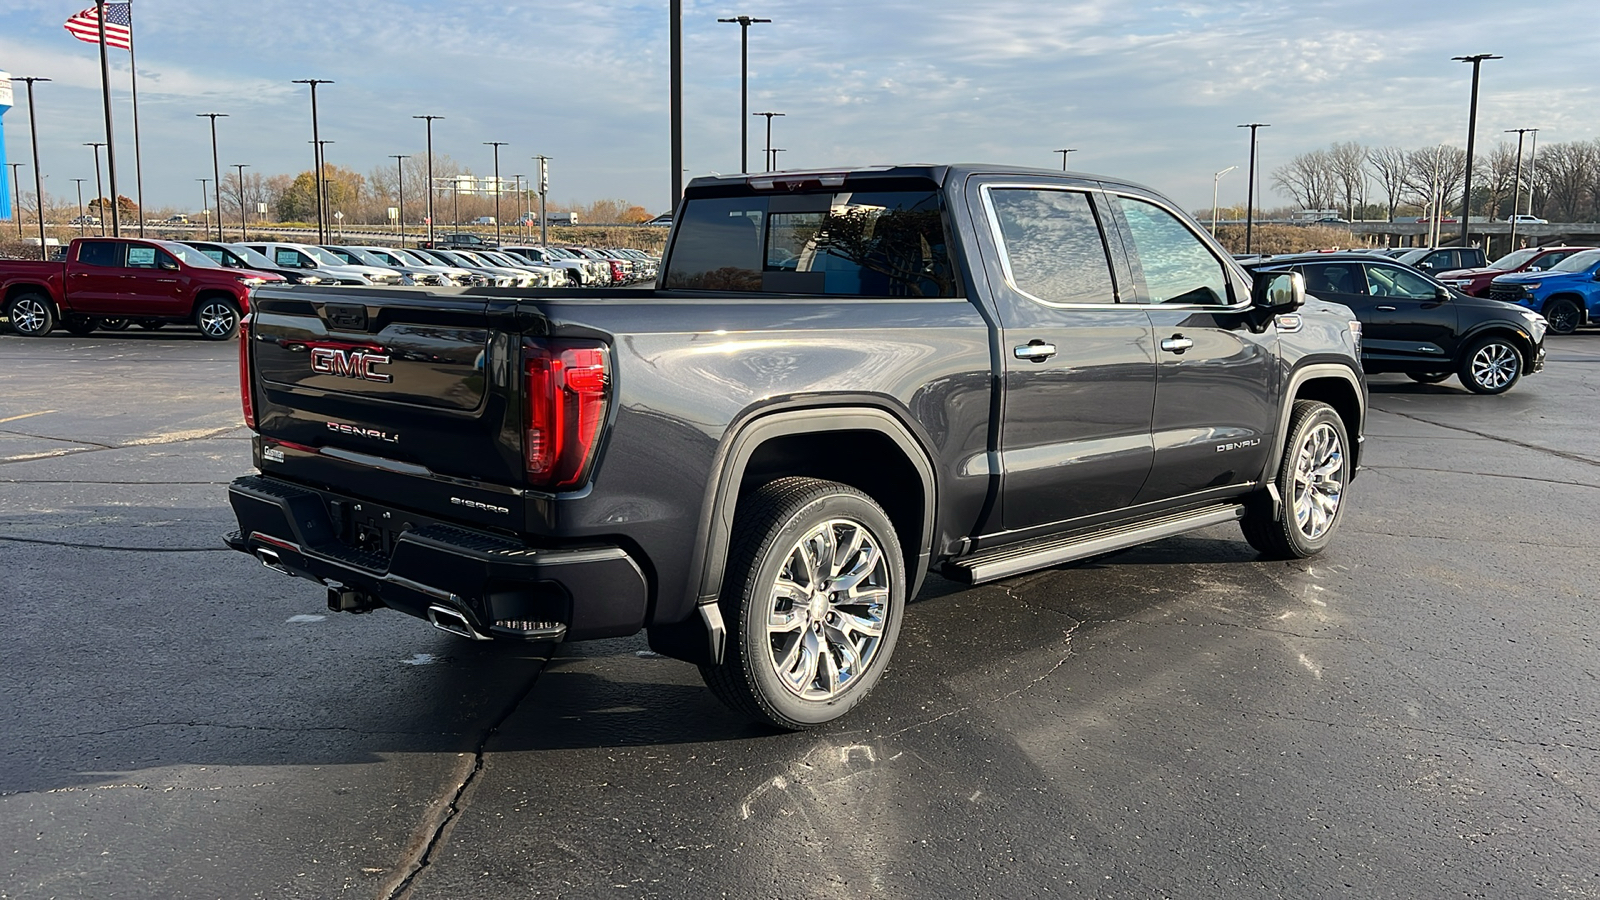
1489, 247, 1600, 335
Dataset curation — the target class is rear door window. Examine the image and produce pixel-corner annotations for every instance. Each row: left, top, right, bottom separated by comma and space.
76, 241, 122, 267
1299, 263, 1367, 297
985, 187, 1117, 305
1364, 264, 1438, 300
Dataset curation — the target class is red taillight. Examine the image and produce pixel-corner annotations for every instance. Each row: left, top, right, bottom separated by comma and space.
239, 314, 257, 431
525, 341, 609, 489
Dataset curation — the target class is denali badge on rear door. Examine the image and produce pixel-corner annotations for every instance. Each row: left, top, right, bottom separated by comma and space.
310, 347, 393, 383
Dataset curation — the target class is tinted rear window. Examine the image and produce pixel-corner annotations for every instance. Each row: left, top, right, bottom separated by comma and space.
662, 184, 960, 297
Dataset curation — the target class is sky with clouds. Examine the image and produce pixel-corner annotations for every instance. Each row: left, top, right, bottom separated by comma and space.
1, 0, 1597, 215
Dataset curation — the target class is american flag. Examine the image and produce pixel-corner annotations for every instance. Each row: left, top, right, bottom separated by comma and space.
64, 3, 133, 52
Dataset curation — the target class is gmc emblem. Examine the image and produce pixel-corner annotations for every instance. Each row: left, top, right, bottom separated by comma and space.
310, 347, 392, 383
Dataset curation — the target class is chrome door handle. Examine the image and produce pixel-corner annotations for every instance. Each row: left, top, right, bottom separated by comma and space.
1160, 336, 1194, 354
1013, 341, 1057, 361
1375, 305, 1397, 311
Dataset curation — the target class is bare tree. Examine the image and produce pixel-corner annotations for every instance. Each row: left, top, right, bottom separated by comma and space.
1474, 142, 1519, 220
1365, 146, 1408, 222
1270, 149, 1337, 211
1532, 140, 1600, 222
1402, 145, 1467, 216
1327, 142, 1367, 221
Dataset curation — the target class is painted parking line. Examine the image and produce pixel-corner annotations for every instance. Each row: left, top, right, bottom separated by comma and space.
0, 410, 56, 426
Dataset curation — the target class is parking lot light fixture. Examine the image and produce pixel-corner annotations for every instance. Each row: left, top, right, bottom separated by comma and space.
84, 143, 106, 235
414, 115, 443, 244
1453, 54, 1501, 248
717, 15, 772, 174
389, 155, 409, 244
754, 112, 784, 173
196, 113, 228, 240
291, 80, 333, 242
233, 164, 249, 240
70, 178, 87, 234
18, 77, 52, 258
1237, 123, 1269, 254
485, 141, 508, 244
1055, 148, 1077, 171
1212, 165, 1237, 235
197, 177, 209, 223
7, 163, 24, 238
770, 147, 786, 170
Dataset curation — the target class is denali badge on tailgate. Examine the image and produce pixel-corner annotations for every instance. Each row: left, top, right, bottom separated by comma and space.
310, 346, 392, 383
327, 421, 399, 443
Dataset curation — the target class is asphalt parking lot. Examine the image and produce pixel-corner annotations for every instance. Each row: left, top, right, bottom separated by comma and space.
3, 328, 1599, 899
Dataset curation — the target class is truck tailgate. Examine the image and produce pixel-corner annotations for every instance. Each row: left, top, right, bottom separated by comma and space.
247, 288, 526, 527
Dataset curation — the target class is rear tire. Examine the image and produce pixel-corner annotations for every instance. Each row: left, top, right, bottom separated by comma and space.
193, 297, 241, 340
699, 477, 906, 730
1543, 298, 1581, 335
1241, 400, 1351, 560
6, 293, 55, 336
1458, 334, 1523, 394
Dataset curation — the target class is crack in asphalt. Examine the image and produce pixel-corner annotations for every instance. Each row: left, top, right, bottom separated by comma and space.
0, 534, 228, 552
1362, 464, 1600, 491
380, 663, 546, 900
1245, 708, 1600, 755
1373, 406, 1600, 469
0, 424, 244, 466
0, 479, 230, 485
1344, 528, 1600, 550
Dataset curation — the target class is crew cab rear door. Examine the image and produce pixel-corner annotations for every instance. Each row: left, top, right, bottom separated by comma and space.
247, 288, 524, 523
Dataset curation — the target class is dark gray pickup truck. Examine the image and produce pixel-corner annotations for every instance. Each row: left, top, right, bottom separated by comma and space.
227, 164, 1366, 729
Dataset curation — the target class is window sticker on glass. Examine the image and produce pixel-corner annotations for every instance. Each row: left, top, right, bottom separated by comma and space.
127, 245, 158, 268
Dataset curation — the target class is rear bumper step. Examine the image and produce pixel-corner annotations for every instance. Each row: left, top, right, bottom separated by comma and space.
226, 475, 648, 642
945, 503, 1247, 584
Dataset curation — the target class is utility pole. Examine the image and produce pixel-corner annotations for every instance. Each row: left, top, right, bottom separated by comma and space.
717, 15, 772, 174
84, 143, 106, 235
233, 163, 249, 240
484, 141, 507, 245
390, 154, 409, 245
670, 0, 683, 206
754, 112, 784, 172
1055, 148, 1077, 171
18, 77, 51, 258
414, 115, 443, 244
197, 113, 227, 241
7, 163, 23, 238
291, 79, 332, 242
534, 155, 551, 246
1237, 123, 1270, 254
1453, 53, 1501, 248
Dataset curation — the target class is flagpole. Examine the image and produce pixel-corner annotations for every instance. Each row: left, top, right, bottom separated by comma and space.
95, 0, 120, 237
127, 1, 144, 235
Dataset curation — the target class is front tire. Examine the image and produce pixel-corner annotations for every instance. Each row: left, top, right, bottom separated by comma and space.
700, 477, 906, 730
7, 293, 55, 336
1543, 298, 1581, 335
1241, 400, 1351, 560
1458, 335, 1523, 394
193, 297, 241, 340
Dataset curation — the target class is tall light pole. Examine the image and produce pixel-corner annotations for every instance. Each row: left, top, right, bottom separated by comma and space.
770, 148, 786, 169
753, 112, 784, 172
670, 0, 683, 205
7, 163, 23, 238
484, 141, 507, 245
1055, 148, 1077, 171
233, 163, 249, 240
17, 78, 51, 257
1212, 165, 1237, 235
389, 154, 409, 244
71, 178, 87, 235
717, 15, 772, 174
1525, 128, 1540, 221
196, 177, 210, 231
196, 113, 227, 241
512, 174, 524, 239
313, 140, 334, 237
1453, 53, 1500, 248
1237, 123, 1269, 254
1504, 128, 1533, 249
534, 155, 551, 246
292, 79, 332, 242
84, 143, 106, 235
414, 115, 443, 244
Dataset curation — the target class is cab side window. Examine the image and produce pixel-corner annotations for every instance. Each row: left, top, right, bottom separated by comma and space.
987, 188, 1117, 305
1300, 263, 1366, 297
1115, 197, 1231, 305
76, 241, 122, 267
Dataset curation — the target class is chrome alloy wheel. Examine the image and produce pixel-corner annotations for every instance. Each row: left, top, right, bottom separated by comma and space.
1292, 422, 1344, 540
11, 297, 50, 334
1469, 341, 1520, 391
197, 301, 237, 338
765, 518, 890, 702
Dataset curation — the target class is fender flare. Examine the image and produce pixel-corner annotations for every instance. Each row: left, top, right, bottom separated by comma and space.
1261, 362, 1367, 507
688, 403, 938, 612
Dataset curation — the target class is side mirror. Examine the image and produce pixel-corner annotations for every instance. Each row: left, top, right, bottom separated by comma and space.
1528, 266, 1542, 272
1434, 285, 1451, 301
159, 257, 180, 271
1253, 271, 1305, 313
1417, 261, 1433, 269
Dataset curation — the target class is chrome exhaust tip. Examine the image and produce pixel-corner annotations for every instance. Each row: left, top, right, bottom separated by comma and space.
427, 604, 492, 641
256, 547, 292, 576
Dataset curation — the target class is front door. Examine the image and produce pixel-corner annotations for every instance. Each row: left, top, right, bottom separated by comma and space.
1359, 262, 1460, 370
970, 179, 1157, 535
1105, 194, 1278, 505
119, 243, 188, 317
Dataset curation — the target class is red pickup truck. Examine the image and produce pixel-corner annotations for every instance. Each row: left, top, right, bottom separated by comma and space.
1, 237, 283, 339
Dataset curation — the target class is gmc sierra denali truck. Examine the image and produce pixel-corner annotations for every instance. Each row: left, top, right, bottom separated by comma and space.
226, 164, 1366, 730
